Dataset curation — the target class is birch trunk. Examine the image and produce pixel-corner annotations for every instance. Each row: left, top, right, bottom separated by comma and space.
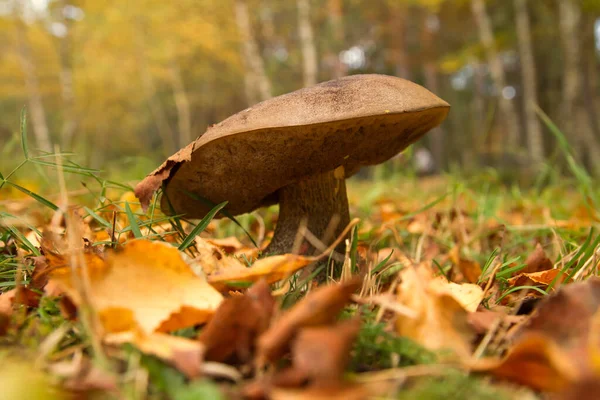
514, 0, 544, 166
55, 0, 77, 150
471, 0, 521, 150
326, 0, 347, 79
234, 0, 272, 103
297, 0, 318, 87
134, 23, 176, 156
169, 61, 193, 147
557, 0, 600, 173
14, 11, 52, 153
421, 12, 443, 171
389, 4, 411, 80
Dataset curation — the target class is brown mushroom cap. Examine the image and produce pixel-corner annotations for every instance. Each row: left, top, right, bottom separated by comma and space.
135, 74, 450, 218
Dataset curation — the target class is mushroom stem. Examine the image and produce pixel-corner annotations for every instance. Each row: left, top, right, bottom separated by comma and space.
265, 168, 350, 256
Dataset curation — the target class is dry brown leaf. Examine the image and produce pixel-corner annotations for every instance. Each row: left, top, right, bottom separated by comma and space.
289, 316, 361, 384
198, 279, 275, 363
467, 309, 525, 335
553, 378, 600, 400
515, 278, 600, 371
257, 278, 361, 363
194, 236, 245, 276
523, 243, 553, 274
207, 254, 315, 292
49, 353, 118, 393
270, 383, 373, 400
471, 279, 600, 392
134, 145, 194, 211
395, 264, 481, 358
106, 330, 204, 378
206, 237, 259, 259
449, 246, 482, 284
507, 269, 567, 291
49, 239, 223, 334
469, 333, 578, 391
0, 288, 37, 315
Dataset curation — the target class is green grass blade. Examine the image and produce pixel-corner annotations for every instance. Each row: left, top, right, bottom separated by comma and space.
479, 248, 499, 282
2, 225, 41, 256
5, 181, 58, 211
534, 104, 597, 207
20, 107, 29, 159
371, 249, 394, 274
29, 159, 100, 174
182, 190, 258, 248
125, 202, 143, 238
397, 192, 448, 221
178, 201, 228, 250
83, 206, 112, 228
496, 285, 548, 303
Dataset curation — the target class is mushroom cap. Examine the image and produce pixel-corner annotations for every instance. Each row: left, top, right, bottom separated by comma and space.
142, 74, 450, 218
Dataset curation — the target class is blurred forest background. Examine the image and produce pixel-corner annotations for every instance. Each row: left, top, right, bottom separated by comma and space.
1, 0, 599, 180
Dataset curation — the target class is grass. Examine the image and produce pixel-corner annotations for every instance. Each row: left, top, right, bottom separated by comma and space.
1, 110, 599, 398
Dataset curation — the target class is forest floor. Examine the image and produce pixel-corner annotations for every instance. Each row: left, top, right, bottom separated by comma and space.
1, 140, 599, 399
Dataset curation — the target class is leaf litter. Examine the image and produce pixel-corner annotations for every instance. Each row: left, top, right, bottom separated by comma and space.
1, 182, 600, 399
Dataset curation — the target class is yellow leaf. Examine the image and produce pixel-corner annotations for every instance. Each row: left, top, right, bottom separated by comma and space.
106, 330, 204, 378
207, 254, 313, 292
395, 264, 480, 358
49, 239, 223, 334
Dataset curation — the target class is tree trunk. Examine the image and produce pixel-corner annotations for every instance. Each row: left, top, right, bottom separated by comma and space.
134, 22, 176, 156
326, 0, 347, 79
297, 0, 318, 87
55, 0, 77, 150
471, 0, 521, 150
514, 0, 544, 167
421, 11, 444, 171
14, 10, 52, 153
557, 0, 600, 174
234, 0, 272, 103
389, 4, 411, 80
169, 60, 193, 147
582, 14, 600, 140
468, 59, 487, 170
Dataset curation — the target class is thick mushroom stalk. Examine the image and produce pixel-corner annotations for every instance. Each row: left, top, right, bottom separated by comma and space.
265, 167, 350, 255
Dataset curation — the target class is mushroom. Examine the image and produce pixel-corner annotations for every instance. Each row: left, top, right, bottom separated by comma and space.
135, 74, 450, 255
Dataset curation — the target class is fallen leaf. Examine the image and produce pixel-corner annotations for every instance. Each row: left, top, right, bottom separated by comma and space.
106, 330, 204, 378
523, 243, 553, 274
395, 264, 480, 359
207, 254, 315, 292
0, 286, 41, 317
134, 145, 193, 211
288, 317, 361, 384
467, 309, 525, 335
469, 333, 578, 391
206, 237, 259, 259
553, 377, 600, 400
270, 383, 373, 400
471, 278, 600, 391
257, 278, 361, 363
437, 279, 483, 312
449, 246, 482, 284
515, 278, 600, 373
194, 236, 246, 277
198, 279, 275, 363
49, 239, 223, 335
507, 269, 567, 291
49, 352, 118, 393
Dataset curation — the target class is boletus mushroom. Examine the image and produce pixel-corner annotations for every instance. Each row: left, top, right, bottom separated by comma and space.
135, 74, 450, 255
